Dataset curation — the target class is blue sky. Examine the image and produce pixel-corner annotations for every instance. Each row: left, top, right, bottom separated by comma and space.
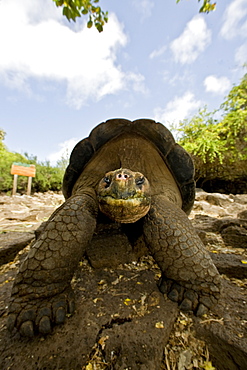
1, 0, 247, 165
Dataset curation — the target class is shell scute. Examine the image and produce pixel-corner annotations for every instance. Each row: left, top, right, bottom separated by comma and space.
62, 138, 94, 199
131, 119, 176, 158
89, 119, 132, 151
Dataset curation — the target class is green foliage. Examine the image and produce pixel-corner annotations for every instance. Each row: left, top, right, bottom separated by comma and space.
33, 162, 64, 193
176, 0, 216, 13
0, 133, 65, 194
220, 73, 247, 161
56, 152, 70, 172
0, 129, 5, 149
174, 73, 247, 183
53, 0, 108, 32
53, 0, 216, 32
174, 108, 224, 165
0, 134, 29, 193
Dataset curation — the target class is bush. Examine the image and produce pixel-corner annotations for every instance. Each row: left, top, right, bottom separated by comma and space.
0, 130, 64, 194
173, 74, 247, 190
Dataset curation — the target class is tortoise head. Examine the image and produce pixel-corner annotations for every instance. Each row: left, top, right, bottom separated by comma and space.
97, 168, 151, 223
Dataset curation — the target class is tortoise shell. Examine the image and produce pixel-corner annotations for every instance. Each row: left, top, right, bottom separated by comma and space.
62, 119, 195, 214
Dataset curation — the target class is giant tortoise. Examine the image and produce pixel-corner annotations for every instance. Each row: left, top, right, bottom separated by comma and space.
7, 118, 221, 337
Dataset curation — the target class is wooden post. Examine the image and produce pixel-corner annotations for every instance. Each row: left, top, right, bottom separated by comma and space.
27, 176, 33, 196
11, 163, 36, 196
12, 174, 18, 196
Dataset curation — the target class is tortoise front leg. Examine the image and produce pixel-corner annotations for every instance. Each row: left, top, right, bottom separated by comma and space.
143, 195, 221, 316
7, 191, 98, 336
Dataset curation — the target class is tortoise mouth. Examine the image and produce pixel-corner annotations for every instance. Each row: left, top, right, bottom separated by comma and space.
98, 196, 151, 223
97, 168, 151, 223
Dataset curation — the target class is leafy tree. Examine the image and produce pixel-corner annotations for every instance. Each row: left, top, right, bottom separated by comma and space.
220, 73, 247, 162
53, 0, 216, 32
56, 150, 70, 172
0, 133, 65, 194
177, 0, 216, 14
33, 162, 64, 193
0, 132, 30, 193
174, 73, 247, 189
53, 0, 108, 32
0, 129, 5, 151
174, 108, 222, 162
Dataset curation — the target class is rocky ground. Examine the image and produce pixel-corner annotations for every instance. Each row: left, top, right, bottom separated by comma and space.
0, 190, 246, 370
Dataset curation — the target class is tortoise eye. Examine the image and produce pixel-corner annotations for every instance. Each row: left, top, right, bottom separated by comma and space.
136, 177, 145, 186
104, 177, 111, 187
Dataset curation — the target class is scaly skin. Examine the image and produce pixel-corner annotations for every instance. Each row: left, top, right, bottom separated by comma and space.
7, 191, 98, 337
143, 195, 221, 315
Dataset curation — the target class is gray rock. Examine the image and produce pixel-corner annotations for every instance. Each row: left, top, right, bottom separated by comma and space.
211, 218, 247, 249
213, 218, 247, 233
0, 232, 34, 265
238, 209, 247, 220
86, 223, 148, 269
210, 253, 247, 279
221, 225, 247, 249
194, 279, 247, 370
193, 216, 247, 250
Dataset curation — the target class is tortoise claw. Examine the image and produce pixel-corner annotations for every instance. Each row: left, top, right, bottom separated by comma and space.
7, 287, 75, 337
159, 276, 219, 315
20, 320, 34, 338
55, 306, 66, 325
179, 298, 193, 312
196, 303, 209, 317
6, 313, 16, 332
39, 316, 52, 334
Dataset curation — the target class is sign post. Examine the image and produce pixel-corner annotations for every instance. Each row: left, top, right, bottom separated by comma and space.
10, 163, 36, 196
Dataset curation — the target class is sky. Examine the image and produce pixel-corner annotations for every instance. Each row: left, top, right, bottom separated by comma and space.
0, 0, 247, 165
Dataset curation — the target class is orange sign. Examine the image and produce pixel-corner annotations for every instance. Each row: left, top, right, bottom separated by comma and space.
11, 163, 36, 177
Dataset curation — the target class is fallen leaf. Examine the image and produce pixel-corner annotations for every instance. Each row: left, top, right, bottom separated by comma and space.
179, 319, 187, 326
112, 275, 123, 285
98, 335, 109, 349
203, 361, 216, 370
155, 321, 164, 328
140, 295, 147, 305
93, 298, 103, 303
124, 298, 132, 306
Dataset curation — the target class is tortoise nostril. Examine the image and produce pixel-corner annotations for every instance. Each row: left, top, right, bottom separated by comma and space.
117, 173, 128, 180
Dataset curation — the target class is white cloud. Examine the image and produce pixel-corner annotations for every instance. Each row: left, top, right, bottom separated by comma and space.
220, 0, 247, 40
47, 138, 79, 165
133, 0, 154, 21
235, 42, 247, 66
154, 92, 202, 124
170, 15, 211, 64
0, 0, 145, 108
162, 70, 194, 86
204, 75, 231, 95
149, 45, 167, 59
